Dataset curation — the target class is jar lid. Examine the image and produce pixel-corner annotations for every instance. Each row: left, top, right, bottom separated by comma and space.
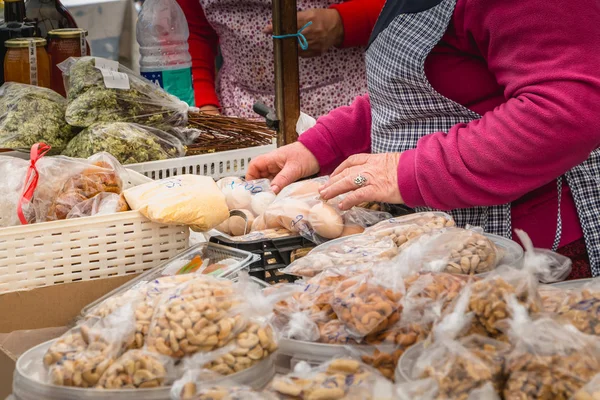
48, 28, 89, 39
5, 37, 47, 48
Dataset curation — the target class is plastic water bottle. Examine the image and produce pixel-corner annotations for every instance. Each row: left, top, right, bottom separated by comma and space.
136, 0, 195, 106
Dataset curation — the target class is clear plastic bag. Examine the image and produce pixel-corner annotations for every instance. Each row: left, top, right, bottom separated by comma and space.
398, 228, 505, 275
0, 156, 28, 227
171, 368, 272, 400
281, 234, 398, 277
58, 57, 189, 129
123, 174, 230, 230
330, 270, 405, 338
96, 349, 177, 389
267, 358, 395, 400
0, 82, 74, 152
515, 229, 573, 283
44, 303, 137, 388
504, 297, 600, 400
62, 122, 186, 165
364, 212, 455, 248
538, 284, 572, 313
571, 373, 600, 400
145, 275, 247, 358
65, 192, 129, 219
396, 380, 501, 400
556, 279, 600, 336
263, 177, 392, 244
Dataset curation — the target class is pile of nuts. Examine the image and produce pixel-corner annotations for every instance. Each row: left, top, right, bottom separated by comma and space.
179, 384, 268, 400
268, 359, 382, 400
97, 350, 169, 389
331, 275, 403, 337
203, 322, 278, 376
44, 325, 119, 388
557, 288, 600, 336
366, 213, 455, 248
469, 275, 541, 338
420, 336, 509, 399
284, 235, 398, 278
428, 230, 500, 275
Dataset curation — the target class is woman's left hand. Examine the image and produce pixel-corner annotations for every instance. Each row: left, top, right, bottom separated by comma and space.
319, 153, 404, 210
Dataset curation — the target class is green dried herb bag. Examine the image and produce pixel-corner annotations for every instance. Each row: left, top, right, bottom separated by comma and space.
0, 83, 74, 152
58, 57, 189, 129
62, 122, 185, 165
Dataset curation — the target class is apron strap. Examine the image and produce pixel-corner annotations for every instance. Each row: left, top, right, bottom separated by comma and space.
552, 176, 563, 252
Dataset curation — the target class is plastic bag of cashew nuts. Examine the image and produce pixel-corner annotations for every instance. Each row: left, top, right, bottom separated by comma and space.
281, 234, 398, 278
96, 349, 178, 389
145, 275, 248, 359
43, 303, 137, 388
555, 280, 600, 336
408, 288, 511, 399
503, 297, 600, 400
396, 379, 501, 400
397, 227, 505, 275
171, 368, 272, 400
266, 358, 396, 400
330, 266, 406, 339
364, 212, 455, 249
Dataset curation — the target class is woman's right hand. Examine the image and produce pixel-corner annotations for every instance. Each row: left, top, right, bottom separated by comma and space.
246, 142, 320, 194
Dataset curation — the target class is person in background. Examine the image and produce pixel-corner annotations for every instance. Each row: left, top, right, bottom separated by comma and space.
176, 0, 385, 118
248, 0, 600, 279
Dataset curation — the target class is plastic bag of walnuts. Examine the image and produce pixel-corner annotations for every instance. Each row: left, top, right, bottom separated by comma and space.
364, 212, 455, 249
145, 275, 247, 358
556, 281, 600, 336
282, 234, 398, 278
571, 373, 600, 400
266, 358, 395, 400
504, 297, 600, 400
44, 303, 137, 388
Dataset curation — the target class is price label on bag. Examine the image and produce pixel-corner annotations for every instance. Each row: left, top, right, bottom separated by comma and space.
94, 57, 131, 90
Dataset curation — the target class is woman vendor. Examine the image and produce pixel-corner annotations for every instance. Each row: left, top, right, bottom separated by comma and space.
247, 0, 600, 278
176, 0, 385, 118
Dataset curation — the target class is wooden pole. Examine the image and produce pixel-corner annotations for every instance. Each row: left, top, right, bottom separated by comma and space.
272, 0, 300, 146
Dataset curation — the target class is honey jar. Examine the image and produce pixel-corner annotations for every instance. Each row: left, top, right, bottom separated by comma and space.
4, 37, 50, 88
47, 28, 88, 96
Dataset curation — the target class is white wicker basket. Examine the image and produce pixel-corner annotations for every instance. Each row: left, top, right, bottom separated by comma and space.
126, 144, 276, 180
0, 211, 189, 294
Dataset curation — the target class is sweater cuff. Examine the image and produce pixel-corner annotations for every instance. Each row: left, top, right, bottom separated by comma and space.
329, 2, 369, 48
194, 80, 220, 109
298, 125, 342, 175
397, 149, 426, 208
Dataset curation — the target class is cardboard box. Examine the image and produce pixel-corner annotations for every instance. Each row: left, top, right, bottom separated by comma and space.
0, 275, 136, 398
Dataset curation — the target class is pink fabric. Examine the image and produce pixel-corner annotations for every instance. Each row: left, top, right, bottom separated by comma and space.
299, 0, 600, 249
198, 0, 369, 118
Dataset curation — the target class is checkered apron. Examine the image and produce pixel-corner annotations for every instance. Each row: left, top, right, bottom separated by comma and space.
366, 0, 600, 275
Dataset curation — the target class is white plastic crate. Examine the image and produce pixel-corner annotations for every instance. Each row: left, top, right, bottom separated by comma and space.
0, 211, 189, 294
126, 144, 276, 180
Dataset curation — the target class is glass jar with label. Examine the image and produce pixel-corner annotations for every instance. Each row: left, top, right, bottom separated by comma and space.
4, 37, 49, 87
47, 28, 87, 95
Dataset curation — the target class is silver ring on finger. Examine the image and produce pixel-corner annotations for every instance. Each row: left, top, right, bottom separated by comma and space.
354, 174, 368, 187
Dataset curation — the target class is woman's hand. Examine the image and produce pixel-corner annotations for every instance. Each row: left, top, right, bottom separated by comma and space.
319, 153, 404, 210
199, 105, 220, 115
246, 142, 320, 193
264, 9, 344, 58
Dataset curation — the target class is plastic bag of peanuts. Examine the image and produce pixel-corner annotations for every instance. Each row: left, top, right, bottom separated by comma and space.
397, 227, 505, 275
44, 303, 137, 388
504, 296, 600, 400
364, 212, 455, 249
405, 287, 510, 399
262, 177, 392, 244
145, 275, 248, 358
281, 234, 398, 278
266, 358, 395, 399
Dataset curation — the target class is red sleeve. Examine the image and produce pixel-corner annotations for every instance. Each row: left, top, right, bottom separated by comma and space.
329, 0, 385, 48
299, 94, 372, 175
176, 0, 220, 108
398, 0, 600, 210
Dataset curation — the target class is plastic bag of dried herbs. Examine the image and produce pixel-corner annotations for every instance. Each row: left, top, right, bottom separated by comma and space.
62, 122, 185, 164
0, 83, 73, 152
58, 57, 189, 129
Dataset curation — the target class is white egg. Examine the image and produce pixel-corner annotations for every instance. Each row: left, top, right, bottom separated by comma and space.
251, 191, 276, 216
229, 209, 255, 236
226, 186, 253, 210
216, 218, 231, 235
308, 203, 344, 239
216, 176, 243, 191
251, 214, 268, 232
289, 179, 322, 198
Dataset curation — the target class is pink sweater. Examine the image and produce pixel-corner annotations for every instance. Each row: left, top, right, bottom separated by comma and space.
299, 0, 600, 249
